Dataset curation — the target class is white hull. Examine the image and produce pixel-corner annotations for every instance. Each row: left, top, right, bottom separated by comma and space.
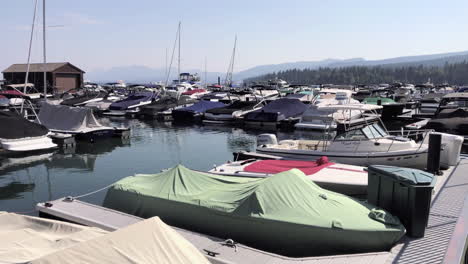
294, 122, 337, 131
0, 136, 57, 152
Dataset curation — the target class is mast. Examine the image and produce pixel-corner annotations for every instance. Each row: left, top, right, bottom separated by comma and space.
178, 21, 181, 83
43, 0, 47, 99
165, 48, 168, 82
224, 35, 237, 88
204, 56, 207, 88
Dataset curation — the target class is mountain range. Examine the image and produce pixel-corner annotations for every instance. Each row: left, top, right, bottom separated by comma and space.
85, 50, 468, 83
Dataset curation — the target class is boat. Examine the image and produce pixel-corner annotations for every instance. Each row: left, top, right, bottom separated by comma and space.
0, 111, 57, 153
172, 100, 225, 121
257, 104, 464, 169
103, 165, 406, 257
83, 93, 125, 114
243, 98, 308, 127
209, 157, 367, 196
203, 100, 266, 123
424, 108, 468, 141
138, 96, 195, 118
418, 93, 445, 115
37, 103, 129, 141
105, 92, 157, 116
0, 212, 209, 264
294, 104, 365, 131
60, 91, 108, 107
362, 97, 405, 119
181, 88, 209, 99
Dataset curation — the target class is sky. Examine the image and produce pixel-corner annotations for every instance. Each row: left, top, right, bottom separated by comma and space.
1, 0, 468, 74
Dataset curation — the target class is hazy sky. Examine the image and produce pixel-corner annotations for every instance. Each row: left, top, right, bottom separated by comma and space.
1, 0, 468, 74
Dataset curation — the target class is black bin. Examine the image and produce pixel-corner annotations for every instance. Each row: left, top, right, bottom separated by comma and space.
367, 165, 436, 238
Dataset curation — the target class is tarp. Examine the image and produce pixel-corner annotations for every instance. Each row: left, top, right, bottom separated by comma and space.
37, 103, 104, 132
205, 100, 258, 115
244, 98, 307, 122
0, 111, 49, 139
109, 92, 156, 110
0, 212, 107, 263
31, 217, 210, 264
173, 100, 225, 114
244, 158, 334, 175
425, 108, 468, 134
104, 165, 405, 257
142, 96, 194, 111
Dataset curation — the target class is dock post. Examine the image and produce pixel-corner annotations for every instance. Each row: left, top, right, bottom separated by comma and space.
427, 133, 441, 175
377, 99, 382, 106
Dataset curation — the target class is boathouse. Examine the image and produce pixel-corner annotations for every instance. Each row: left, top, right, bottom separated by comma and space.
2, 62, 85, 93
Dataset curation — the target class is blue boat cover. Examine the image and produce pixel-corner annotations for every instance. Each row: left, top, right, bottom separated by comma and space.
244, 98, 307, 122
109, 92, 156, 110
174, 100, 225, 114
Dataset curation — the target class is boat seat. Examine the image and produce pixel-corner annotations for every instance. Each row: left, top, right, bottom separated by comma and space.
298, 140, 325, 150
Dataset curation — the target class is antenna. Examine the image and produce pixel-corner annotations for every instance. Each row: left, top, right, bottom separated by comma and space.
178, 21, 181, 83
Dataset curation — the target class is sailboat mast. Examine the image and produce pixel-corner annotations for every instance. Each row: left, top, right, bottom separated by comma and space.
204, 56, 207, 88
224, 35, 237, 88
42, 0, 47, 99
178, 21, 181, 83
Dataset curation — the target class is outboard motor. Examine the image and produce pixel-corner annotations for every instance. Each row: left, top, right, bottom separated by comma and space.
257, 134, 278, 146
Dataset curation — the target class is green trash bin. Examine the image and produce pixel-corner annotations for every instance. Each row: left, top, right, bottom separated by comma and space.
367, 165, 436, 238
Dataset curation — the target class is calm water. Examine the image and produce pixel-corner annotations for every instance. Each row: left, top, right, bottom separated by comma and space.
0, 117, 322, 214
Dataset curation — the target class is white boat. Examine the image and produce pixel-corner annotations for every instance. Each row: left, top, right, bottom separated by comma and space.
257, 104, 463, 169
0, 111, 57, 153
209, 157, 367, 196
295, 90, 362, 130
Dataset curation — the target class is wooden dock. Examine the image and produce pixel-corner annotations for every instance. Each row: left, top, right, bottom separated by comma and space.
36, 155, 468, 264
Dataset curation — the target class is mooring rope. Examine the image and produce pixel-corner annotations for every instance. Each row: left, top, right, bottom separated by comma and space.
72, 182, 116, 199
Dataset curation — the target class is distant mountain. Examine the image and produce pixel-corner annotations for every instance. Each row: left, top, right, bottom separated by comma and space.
85, 50, 468, 83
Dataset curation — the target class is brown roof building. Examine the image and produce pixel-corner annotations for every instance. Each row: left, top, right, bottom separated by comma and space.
2, 62, 85, 93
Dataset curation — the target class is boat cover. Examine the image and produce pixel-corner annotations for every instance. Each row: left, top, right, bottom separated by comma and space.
205, 100, 258, 115
173, 100, 225, 114
109, 92, 156, 110
0, 212, 106, 263
0, 111, 49, 139
244, 98, 307, 122
60, 92, 107, 106
37, 103, 105, 132
425, 108, 468, 134
244, 157, 334, 175
142, 96, 194, 111
104, 165, 405, 256
31, 217, 209, 264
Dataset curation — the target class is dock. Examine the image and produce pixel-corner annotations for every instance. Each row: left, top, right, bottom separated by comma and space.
36, 155, 468, 264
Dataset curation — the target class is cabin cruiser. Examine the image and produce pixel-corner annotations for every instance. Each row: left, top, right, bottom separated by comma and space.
243, 98, 308, 127
164, 82, 194, 98
105, 92, 157, 116
251, 84, 280, 99
38, 103, 129, 141
257, 104, 463, 169
0, 111, 57, 153
209, 157, 367, 196
295, 90, 361, 130
203, 100, 267, 123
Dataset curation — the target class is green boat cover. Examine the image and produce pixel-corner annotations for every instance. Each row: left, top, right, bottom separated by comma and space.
104, 165, 405, 257
363, 97, 396, 105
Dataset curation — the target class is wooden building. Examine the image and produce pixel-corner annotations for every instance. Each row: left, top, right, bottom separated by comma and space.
2, 62, 85, 93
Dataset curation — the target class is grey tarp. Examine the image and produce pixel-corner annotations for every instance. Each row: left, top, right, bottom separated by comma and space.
37, 103, 105, 132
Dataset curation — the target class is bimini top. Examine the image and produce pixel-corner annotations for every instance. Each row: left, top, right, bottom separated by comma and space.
37, 103, 108, 133
0, 111, 50, 139
317, 103, 383, 111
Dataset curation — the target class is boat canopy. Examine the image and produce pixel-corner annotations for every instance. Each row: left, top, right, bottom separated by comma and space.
37, 103, 105, 132
318, 103, 383, 111
104, 165, 405, 256
0, 111, 49, 139
30, 216, 209, 264
244, 98, 307, 122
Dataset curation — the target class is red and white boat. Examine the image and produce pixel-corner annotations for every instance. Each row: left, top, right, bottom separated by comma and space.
209, 156, 367, 196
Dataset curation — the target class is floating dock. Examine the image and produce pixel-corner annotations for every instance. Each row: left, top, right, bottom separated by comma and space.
36, 155, 468, 264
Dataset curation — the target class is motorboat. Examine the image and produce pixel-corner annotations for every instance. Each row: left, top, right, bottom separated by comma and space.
60, 91, 108, 107
37, 103, 129, 141
181, 88, 209, 99
203, 100, 266, 123
209, 157, 367, 196
285, 93, 314, 103
199, 91, 232, 103
251, 84, 280, 99
103, 165, 405, 257
362, 97, 405, 119
139, 96, 195, 118
105, 92, 157, 116
418, 93, 445, 115
171, 100, 225, 122
424, 108, 468, 141
0, 111, 57, 153
0, 83, 51, 101
0, 212, 209, 264
257, 104, 463, 169
84, 93, 125, 114
243, 98, 308, 127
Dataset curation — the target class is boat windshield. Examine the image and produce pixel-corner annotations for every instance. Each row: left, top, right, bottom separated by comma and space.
362, 123, 388, 139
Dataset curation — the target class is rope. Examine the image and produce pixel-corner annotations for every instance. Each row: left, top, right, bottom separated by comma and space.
72, 182, 116, 199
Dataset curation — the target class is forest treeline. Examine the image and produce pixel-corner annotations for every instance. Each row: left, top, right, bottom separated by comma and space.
245, 61, 468, 85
